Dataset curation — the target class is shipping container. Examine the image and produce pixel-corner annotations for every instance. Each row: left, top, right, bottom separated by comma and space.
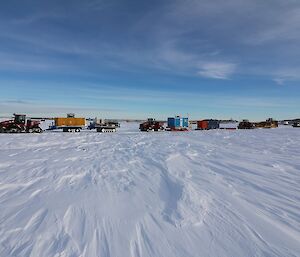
54, 117, 86, 127
167, 116, 189, 130
207, 119, 219, 129
197, 120, 208, 130
219, 122, 238, 130
197, 119, 219, 130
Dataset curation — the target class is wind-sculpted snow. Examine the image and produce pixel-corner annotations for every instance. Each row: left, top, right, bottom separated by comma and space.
0, 126, 300, 257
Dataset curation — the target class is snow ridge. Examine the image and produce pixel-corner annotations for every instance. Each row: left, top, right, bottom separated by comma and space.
0, 126, 300, 256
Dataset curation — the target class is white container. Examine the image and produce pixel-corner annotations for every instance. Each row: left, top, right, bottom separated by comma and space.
219, 122, 238, 129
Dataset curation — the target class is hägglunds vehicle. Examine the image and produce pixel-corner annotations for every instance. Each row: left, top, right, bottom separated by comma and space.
92, 118, 120, 133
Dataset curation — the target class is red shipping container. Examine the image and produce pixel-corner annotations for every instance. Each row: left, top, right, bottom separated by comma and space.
197, 120, 208, 130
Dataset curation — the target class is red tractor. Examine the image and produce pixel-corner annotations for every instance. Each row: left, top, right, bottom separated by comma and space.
0, 114, 43, 133
139, 118, 164, 132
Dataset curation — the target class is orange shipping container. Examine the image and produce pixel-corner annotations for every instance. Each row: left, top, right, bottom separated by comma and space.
54, 117, 86, 127
197, 120, 208, 130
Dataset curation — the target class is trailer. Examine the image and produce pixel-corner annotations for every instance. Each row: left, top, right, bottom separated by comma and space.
139, 118, 164, 132
219, 121, 238, 130
50, 114, 86, 132
196, 119, 219, 130
166, 116, 189, 131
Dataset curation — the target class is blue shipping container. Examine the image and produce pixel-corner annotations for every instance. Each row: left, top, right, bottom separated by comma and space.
182, 118, 189, 127
168, 117, 189, 128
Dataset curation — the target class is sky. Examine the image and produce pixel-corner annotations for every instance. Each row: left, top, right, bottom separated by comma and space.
0, 0, 300, 120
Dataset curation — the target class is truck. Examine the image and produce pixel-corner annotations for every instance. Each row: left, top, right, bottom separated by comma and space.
166, 116, 189, 131
139, 118, 164, 132
51, 114, 86, 132
0, 114, 42, 133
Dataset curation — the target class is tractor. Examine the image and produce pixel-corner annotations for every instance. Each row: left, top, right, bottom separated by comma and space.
139, 118, 164, 132
0, 114, 42, 133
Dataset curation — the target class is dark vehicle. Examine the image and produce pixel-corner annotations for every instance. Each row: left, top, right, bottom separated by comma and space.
292, 122, 300, 127
238, 120, 255, 129
0, 114, 42, 133
139, 118, 164, 132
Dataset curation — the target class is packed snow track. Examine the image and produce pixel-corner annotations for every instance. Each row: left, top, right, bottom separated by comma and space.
0, 125, 299, 257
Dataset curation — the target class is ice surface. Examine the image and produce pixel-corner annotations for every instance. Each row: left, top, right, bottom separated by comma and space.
0, 124, 299, 257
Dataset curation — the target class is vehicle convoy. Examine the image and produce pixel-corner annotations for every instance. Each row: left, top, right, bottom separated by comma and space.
51, 113, 86, 132
166, 116, 189, 131
89, 118, 120, 132
0, 114, 42, 133
254, 118, 278, 129
139, 118, 164, 132
196, 119, 219, 130
238, 120, 255, 129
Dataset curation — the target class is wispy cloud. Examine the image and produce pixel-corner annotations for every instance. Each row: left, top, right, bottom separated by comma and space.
197, 62, 236, 79
1, 0, 300, 83
0, 100, 125, 118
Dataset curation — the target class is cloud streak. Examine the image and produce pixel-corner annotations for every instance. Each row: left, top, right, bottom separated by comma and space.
0, 0, 300, 119
197, 62, 236, 79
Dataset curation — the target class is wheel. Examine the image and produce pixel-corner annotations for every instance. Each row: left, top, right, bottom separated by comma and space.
28, 128, 33, 133
101, 128, 105, 133
9, 128, 18, 133
35, 128, 42, 133
68, 129, 72, 132
75, 128, 80, 132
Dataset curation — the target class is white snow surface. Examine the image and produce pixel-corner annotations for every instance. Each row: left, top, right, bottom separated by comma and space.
0, 124, 300, 257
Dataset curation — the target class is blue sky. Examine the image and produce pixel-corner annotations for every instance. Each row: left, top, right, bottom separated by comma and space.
0, 0, 300, 120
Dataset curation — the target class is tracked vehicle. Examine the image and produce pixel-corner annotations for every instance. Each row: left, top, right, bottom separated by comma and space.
0, 114, 42, 133
139, 118, 164, 132
292, 121, 300, 128
238, 120, 255, 129
90, 118, 120, 133
254, 118, 278, 129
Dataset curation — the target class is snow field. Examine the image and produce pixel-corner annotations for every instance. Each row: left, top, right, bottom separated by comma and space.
0, 125, 300, 257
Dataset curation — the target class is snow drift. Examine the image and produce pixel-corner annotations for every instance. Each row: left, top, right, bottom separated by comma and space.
0, 125, 299, 257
